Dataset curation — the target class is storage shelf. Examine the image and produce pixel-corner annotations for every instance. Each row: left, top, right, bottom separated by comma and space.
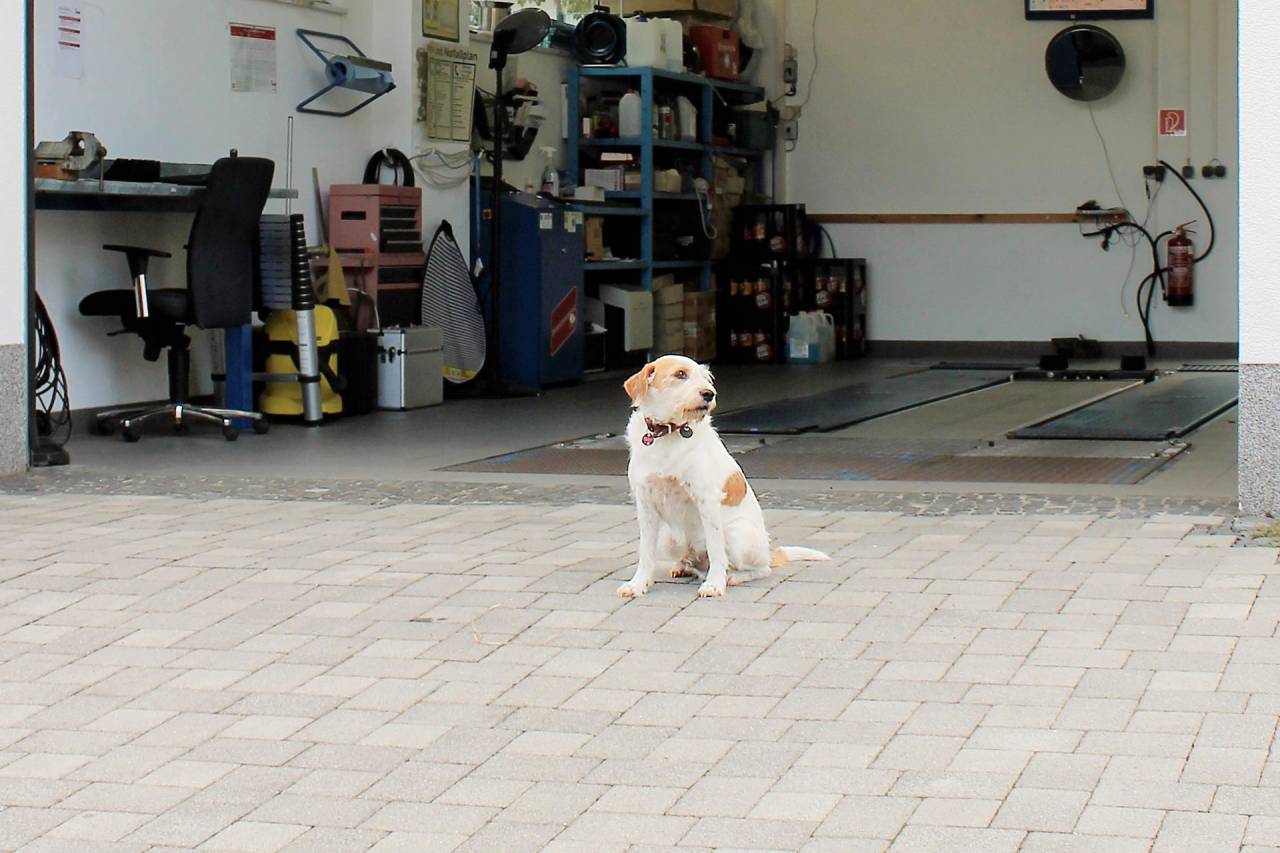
580, 137, 707, 152
573, 204, 648, 217
653, 260, 712, 270
584, 260, 646, 271
578, 65, 766, 103
604, 191, 698, 202
711, 145, 766, 158
570, 64, 761, 294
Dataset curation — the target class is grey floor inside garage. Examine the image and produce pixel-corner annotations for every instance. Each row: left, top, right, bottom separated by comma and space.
45, 358, 1237, 502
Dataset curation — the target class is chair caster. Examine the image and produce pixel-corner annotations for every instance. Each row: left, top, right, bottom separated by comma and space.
174, 422, 190, 435
222, 424, 239, 442
252, 419, 270, 435
121, 425, 141, 443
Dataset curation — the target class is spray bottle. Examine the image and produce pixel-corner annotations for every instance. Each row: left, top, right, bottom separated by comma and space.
539, 146, 560, 197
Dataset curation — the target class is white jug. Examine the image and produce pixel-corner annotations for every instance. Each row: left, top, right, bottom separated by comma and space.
618, 90, 642, 139
786, 312, 821, 364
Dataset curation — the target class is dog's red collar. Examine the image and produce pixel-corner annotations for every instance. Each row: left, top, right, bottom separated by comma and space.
642, 418, 693, 446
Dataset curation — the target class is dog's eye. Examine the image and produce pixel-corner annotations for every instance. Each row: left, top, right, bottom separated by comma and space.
675, 370, 687, 380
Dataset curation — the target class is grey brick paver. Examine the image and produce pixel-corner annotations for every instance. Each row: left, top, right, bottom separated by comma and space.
0, 493, 1271, 850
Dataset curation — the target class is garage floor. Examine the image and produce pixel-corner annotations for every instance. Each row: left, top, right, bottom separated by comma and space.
48, 358, 1236, 501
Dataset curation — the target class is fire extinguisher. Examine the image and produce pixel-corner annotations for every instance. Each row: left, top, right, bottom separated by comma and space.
1165, 224, 1195, 307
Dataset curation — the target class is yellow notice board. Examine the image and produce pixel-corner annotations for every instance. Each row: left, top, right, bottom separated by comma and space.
418, 43, 478, 142
422, 0, 460, 41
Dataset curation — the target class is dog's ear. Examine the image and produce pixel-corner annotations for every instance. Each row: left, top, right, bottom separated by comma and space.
624, 363, 654, 403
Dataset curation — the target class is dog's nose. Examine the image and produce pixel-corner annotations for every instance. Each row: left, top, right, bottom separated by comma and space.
701, 390, 716, 402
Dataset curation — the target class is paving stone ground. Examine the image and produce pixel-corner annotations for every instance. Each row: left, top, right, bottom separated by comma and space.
1, 491, 1279, 852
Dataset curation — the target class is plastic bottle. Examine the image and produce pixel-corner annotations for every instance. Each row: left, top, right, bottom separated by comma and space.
817, 313, 836, 362
619, 90, 642, 139
676, 96, 698, 142
539, 146, 559, 197
786, 312, 820, 364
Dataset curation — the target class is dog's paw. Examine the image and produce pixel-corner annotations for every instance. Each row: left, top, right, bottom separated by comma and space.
670, 564, 695, 579
697, 581, 725, 598
617, 580, 651, 598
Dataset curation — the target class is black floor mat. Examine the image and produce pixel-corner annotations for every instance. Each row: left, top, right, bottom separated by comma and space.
1009, 372, 1237, 440
446, 435, 1182, 485
714, 369, 1012, 435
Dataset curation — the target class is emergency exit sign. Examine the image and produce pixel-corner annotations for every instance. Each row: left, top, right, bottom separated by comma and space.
1159, 109, 1187, 137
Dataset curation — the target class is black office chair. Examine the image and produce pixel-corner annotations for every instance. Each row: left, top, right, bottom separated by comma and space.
80, 155, 275, 441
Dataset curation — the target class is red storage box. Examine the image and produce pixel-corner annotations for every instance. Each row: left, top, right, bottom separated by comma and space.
690, 26, 739, 80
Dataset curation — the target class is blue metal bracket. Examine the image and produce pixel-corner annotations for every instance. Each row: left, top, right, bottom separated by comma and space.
296, 29, 396, 118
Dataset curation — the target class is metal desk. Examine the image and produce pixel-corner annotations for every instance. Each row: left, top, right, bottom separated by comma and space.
35, 172, 299, 212
35, 162, 302, 426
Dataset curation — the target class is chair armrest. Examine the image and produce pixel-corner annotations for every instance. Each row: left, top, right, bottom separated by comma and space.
102, 244, 173, 259
103, 245, 171, 321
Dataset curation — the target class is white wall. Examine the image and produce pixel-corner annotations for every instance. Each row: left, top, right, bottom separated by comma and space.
783, 0, 1237, 346
370, 0, 475, 260
2, 3, 27, 348
1239, 0, 1278, 364
34, 0, 384, 408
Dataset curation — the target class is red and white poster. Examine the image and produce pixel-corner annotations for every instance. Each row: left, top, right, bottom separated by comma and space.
229, 23, 277, 94
1159, 108, 1187, 137
55, 5, 83, 80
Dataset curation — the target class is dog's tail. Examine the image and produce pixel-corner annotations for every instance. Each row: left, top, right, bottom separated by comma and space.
770, 546, 831, 568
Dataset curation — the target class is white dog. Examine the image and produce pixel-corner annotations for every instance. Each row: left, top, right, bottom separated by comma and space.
618, 354, 829, 598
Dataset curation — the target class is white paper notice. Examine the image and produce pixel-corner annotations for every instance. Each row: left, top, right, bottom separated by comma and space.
229, 22, 277, 94
55, 5, 83, 80
420, 43, 477, 142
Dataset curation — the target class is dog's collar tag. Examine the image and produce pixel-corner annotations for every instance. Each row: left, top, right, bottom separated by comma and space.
641, 418, 693, 445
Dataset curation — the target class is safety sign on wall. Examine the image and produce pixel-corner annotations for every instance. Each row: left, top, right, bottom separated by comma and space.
229, 22, 277, 94
1159, 109, 1187, 137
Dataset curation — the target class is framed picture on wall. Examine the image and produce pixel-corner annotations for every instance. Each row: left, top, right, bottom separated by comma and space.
423, 0, 461, 41
1026, 0, 1154, 20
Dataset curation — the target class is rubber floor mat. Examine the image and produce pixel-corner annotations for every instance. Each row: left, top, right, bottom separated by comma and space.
714, 369, 1012, 435
447, 435, 1182, 485
1010, 372, 1237, 440
738, 447, 1179, 484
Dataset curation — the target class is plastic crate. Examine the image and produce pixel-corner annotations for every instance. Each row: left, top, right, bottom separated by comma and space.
804, 259, 867, 359
731, 203, 811, 261
717, 261, 789, 364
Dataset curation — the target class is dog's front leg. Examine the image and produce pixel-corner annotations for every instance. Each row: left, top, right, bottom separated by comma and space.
695, 497, 729, 598
618, 496, 660, 597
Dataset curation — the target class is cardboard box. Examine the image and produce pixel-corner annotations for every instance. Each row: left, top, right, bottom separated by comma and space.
657, 305, 683, 326
683, 329, 717, 362
684, 289, 716, 319
598, 0, 736, 18
585, 216, 605, 260
653, 275, 683, 305
657, 314, 684, 336
655, 169, 683, 193
711, 193, 740, 259
584, 168, 623, 191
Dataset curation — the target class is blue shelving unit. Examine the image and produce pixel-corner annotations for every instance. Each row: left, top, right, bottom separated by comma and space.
568, 66, 766, 292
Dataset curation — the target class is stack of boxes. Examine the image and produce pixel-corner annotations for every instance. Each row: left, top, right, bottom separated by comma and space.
684, 289, 716, 362
649, 275, 717, 362
653, 275, 685, 354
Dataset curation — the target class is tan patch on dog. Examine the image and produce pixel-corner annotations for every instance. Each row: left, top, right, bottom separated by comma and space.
769, 548, 789, 568
624, 363, 655, 402
722, 470, 748, 506
648, 357, 686, 392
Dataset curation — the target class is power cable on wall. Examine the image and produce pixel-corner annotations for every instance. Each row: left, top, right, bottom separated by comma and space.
794, 0, 821, 110
1087, 101, 1129, 213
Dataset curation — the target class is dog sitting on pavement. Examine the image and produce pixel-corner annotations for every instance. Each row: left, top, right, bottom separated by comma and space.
618, 354, 829, 599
